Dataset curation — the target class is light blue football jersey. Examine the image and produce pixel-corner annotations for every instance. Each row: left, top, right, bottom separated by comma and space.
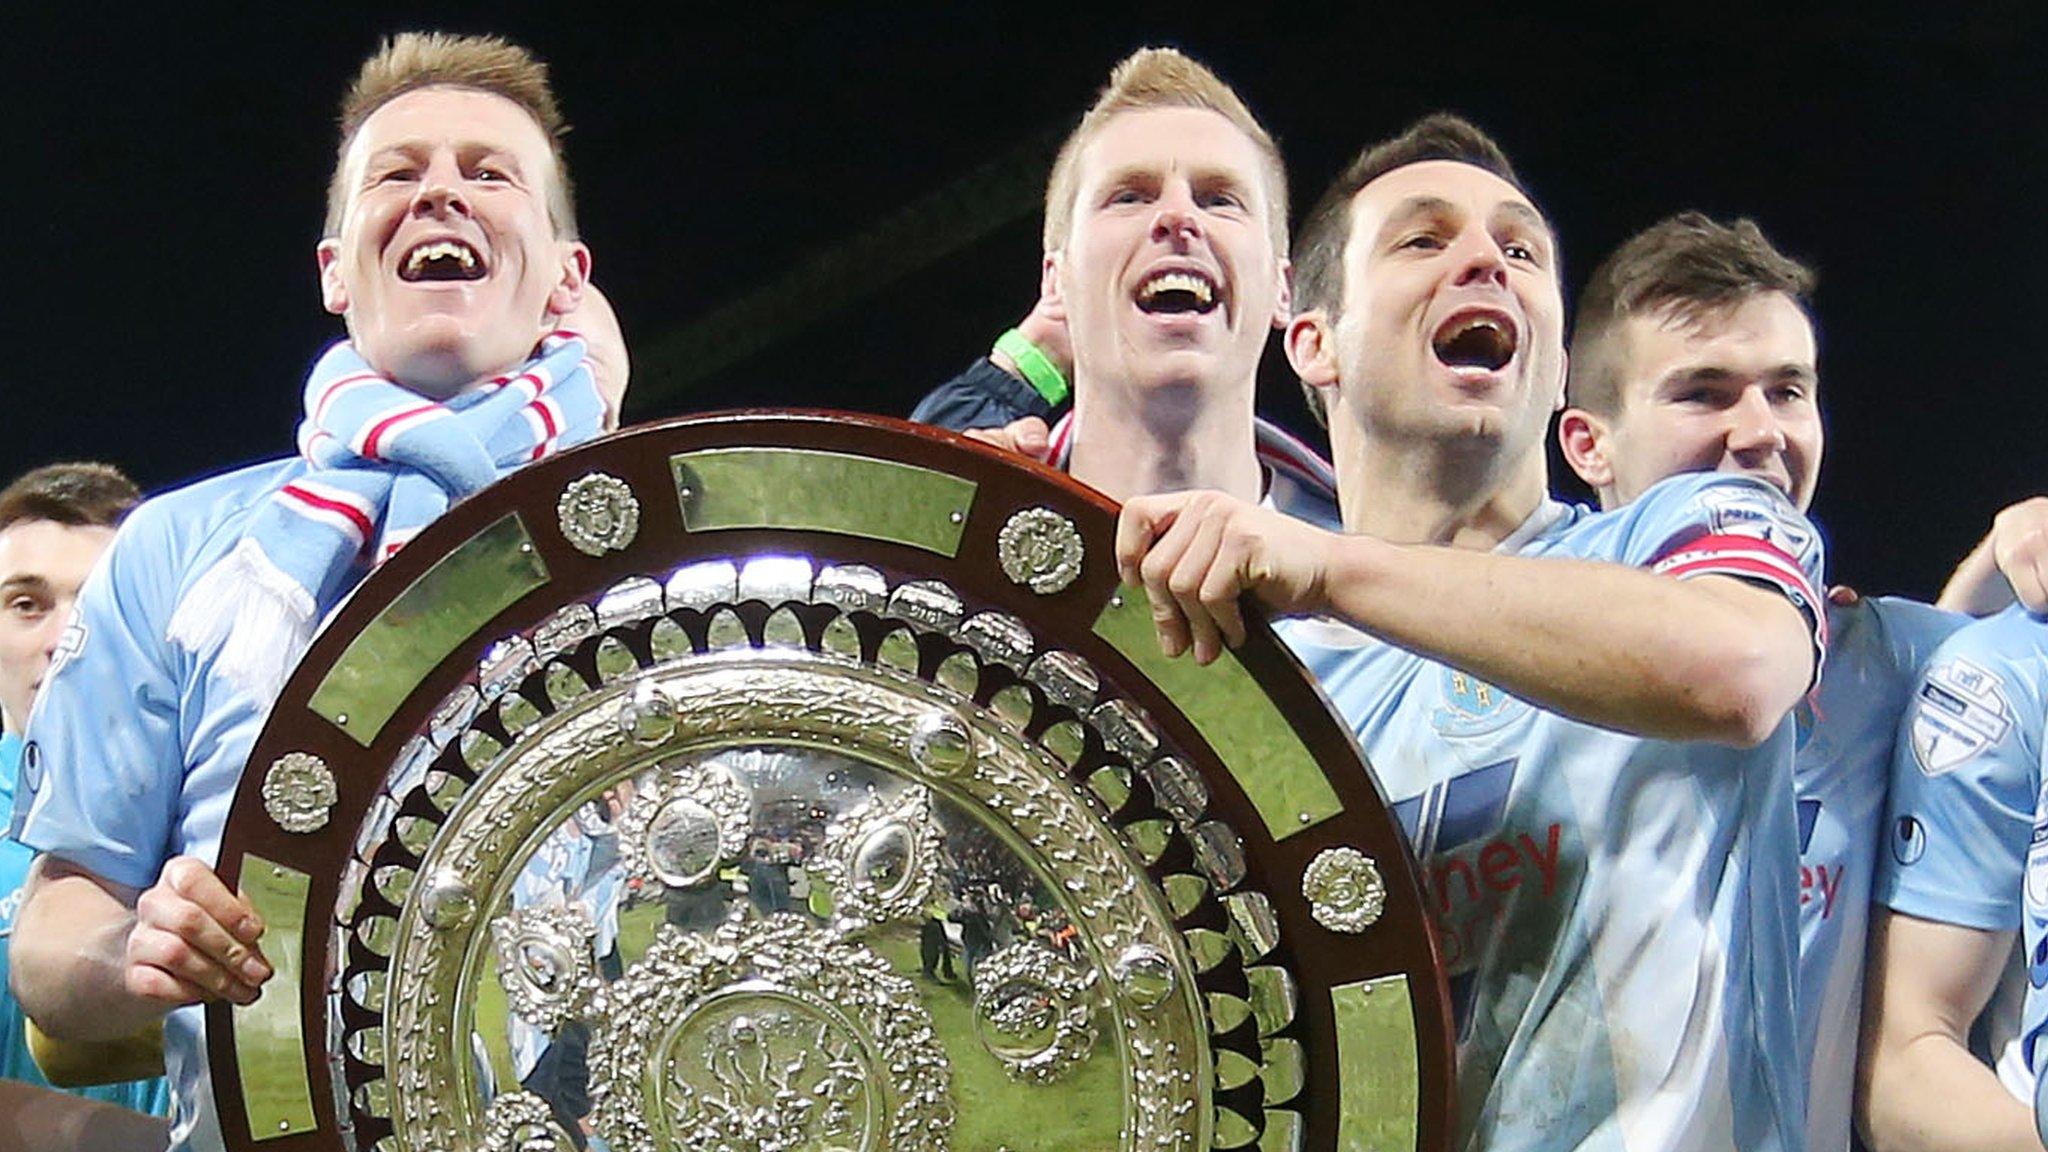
1794, 597, 1963, 1152
10, 458, 327, 1152
1874, 603, 2048, 1143
1280, 471, 1825, 1152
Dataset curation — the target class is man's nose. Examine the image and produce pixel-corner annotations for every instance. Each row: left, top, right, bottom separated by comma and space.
1451, 231, 1510, 289
411, 156, 472, 218
1151, 185, 1203, 245
33, 606, 69, 659
1727, 388, 1787, 455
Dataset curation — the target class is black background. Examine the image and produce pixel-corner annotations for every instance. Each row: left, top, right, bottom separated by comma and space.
4, 5, 2041, 598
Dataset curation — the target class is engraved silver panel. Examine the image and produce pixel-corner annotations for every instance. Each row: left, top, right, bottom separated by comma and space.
595, 575, 665, 630
737, 554, 815, 606
663, 559, 739, 613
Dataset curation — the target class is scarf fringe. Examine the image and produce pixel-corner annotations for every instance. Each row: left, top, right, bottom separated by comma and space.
166, 538, 318, 703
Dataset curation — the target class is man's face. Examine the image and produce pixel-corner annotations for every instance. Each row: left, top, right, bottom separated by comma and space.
1580, 292, 1823, 511
0, 520, 114, 733
1305, 161, 1566, 458
1048, 107, 1289, 403
318, 86, 589, 398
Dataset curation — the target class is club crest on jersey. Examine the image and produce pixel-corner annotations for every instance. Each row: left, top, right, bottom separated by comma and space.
1910, 658, 2013, 776
45, 611, 86, 683
1699, 485, 1815, 560
1432, 668, 1524, 738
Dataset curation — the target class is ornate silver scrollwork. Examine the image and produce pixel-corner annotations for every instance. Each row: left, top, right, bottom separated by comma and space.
1302, 845, 1388, 933
261, 752, 336, 834
815, 786, 938, 929
482, 1090, 571, 1152
615, 759, 753, 891
557, 472, 641, 557
997, 506, 1085, 595
492, 903, 601, 1033
588, 914, 953, 1152
974, 942, 1099, 1084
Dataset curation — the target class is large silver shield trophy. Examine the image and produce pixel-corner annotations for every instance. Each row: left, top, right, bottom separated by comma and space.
207, 413, 1454, 1152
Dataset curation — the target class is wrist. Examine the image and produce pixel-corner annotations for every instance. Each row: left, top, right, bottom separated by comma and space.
992, 328, 1069, 406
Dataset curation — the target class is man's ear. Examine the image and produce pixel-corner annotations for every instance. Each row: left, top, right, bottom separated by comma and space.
316, 239, 348, 315
1040, 251, 1064, 312
1285, 309, 1337, 387
1558, 406, 1614, 490
1271, 258, 1294, 330
546, 242, 593, 319
1553, 347, 1571, 412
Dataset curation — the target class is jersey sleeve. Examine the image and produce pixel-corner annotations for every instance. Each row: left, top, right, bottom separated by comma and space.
10, 504, 191, 891
1630, 473, 1829, 665
1874, 611, 2045, 930
908, 358, 1060, 432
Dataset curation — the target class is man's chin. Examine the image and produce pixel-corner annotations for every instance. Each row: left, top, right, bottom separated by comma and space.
360, 328, 534, 399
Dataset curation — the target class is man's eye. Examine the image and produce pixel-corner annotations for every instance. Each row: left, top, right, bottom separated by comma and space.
1398, 233, 1445, 251
1200, 190, 1246, 210
1503, 240, 1538, 262
472, 165, 508, 183
374, 167, 416, 185
6, 597, 45, 618
1107, 188, 1148, 206
1773, 385, 1810, 404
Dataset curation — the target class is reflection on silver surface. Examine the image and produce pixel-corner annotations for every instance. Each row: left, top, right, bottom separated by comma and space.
338, 560, 1283, 1152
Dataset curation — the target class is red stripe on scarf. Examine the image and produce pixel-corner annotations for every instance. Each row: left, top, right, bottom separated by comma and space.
361, 402, 439, 460
527, 397, 561, 461
282, 483, 375, 542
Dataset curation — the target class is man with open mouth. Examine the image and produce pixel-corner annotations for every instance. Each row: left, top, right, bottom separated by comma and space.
1115, 116, 1828, 1152
7, 32, 623, 1152
910, 47, 1339, 531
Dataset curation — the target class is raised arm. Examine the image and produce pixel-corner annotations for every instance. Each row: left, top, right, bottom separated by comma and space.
1116, 488, 1815, 747
1859, 911, 2042, 1152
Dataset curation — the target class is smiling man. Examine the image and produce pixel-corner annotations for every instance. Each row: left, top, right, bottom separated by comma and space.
1556, 212, 1967, 1152
6, 33, 621, 1152
1115, 118, 1825, 1152
910, 47, 1338, 528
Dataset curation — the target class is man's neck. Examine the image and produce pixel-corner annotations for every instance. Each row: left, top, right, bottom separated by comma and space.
1334, 427, 1550, 549
1066, 377, 1262, 504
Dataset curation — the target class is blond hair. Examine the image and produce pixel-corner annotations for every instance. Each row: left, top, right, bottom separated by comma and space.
1042, 47, 1286, 255
323, 31, 576, 238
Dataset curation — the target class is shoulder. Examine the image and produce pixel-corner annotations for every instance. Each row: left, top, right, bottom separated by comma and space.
106, 459, 303, 594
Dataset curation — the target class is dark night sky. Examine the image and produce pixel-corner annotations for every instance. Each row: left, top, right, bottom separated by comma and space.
4, 5, 2042, 600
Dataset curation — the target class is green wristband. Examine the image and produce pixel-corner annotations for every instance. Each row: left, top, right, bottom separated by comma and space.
993, 328, 1070, 406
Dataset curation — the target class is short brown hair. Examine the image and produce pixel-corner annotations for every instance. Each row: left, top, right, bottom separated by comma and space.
1042, 47, 1288, 255
323, 31, 577, 238
1567, 211, 1816, 415
0, 463, 140, 533
1291, 113, 1528, 423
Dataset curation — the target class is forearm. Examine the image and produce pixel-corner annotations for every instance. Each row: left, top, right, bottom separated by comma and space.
10, 860, 163, 1041
1861, 1032, 2041, 1152
1321, 537, 1812, 745
0, 1080, 168, 1152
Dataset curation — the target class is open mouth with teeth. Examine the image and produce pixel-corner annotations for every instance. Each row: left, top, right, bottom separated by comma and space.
400, 239, 485, 282
1136, 270, 1220, 315
1432, 313, 1517, 372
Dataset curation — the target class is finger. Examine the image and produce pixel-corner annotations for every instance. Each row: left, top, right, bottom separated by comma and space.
164, 857, 266, 948
963, 427, 1022, 454
1200, 533, 1251, 653
1826, 584, 1859, 606
152, 863, 272, 983
2022, 557, 2048, 614
1165, 511, 1230, 665
123, 959, 219, 1009
1136, 505, 1201, 660
1114, 497, 1179, 588
1010, 417, 1052, 462
127, 922, 263, 1005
